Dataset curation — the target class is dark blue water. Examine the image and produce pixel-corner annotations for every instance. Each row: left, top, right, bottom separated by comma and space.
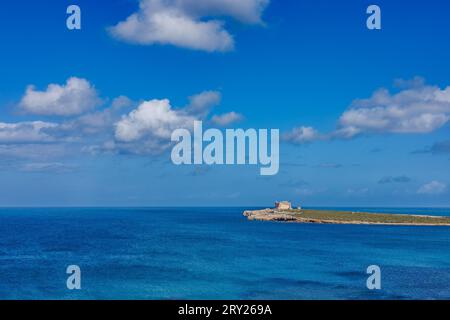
0, 207, 449, 300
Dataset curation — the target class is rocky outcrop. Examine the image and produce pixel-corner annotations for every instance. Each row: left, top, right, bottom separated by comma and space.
243, 209, 329, 223
243, 209, 299, 222
243, 209, 450, 226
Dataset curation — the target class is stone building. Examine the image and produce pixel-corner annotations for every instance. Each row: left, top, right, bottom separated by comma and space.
275, 201, 292, 210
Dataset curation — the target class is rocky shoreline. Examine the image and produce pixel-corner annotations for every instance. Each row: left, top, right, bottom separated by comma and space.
243, 209, 450, 226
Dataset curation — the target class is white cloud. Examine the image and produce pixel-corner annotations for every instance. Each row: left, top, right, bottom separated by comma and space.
337, 83, 450, 137
185, 91, 221, 118
285, 79, 450, 144
0, 121, 81, 165
114, 90, 223, 144
43, 95, 135, 139
0, 121, 58, 143
19, 77, 102, 116
417, 181, 447, 195
172, 0, 269, 24
111, 90, 241, 154
115, 98, 196, 142
282, 126, 322, 144
5, 85, 236, 157
3, 88, 229, 156
108, 0, 269, 52
111, 95, 134, 110
211, 111, 243, 126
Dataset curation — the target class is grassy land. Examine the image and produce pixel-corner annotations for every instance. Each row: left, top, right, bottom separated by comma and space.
283, 209, 450, 225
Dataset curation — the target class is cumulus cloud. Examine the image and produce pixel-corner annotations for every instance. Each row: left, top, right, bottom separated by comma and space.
51, 100, 132, 138
115, 99, 196, 142
211, 111, 243, 126
111, 95, 134, 110
285, 78, 450, 144
0, 121, 58, 143
12, 87, 231, 156
110, 90, 244, 154
108, 0, 269, 52
0, 120, 85, 167
6, 83, 236, 157
185, 91, 221, 118
171, 0, 269, 24
337, 81, 450, 138
19, 77, 102, 116
282, 126, 322, 144
417, 181, 447, 195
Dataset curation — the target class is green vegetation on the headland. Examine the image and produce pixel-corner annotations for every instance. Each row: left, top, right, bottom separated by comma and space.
243, 208, 450, 225
291, 209, 450, 225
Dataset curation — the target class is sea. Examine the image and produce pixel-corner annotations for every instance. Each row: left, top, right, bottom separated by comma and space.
0, 207, 449, 300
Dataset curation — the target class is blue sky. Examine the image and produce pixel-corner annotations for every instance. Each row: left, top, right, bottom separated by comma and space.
1, 0, 450, 207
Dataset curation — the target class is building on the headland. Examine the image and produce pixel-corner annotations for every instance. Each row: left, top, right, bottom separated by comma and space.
275, 201, 292, 210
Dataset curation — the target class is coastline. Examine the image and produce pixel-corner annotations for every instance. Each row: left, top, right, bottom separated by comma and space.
243, 208, 450, 226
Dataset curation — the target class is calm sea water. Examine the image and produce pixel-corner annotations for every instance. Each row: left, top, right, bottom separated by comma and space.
0, 207, 449, 300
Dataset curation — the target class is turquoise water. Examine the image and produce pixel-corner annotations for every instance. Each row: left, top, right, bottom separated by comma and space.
0, 207, 449, 300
